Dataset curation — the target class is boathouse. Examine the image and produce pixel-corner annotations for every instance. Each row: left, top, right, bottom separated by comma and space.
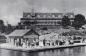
0, 34, 7, 43
39, 33, 59, 46
59, 31, 85, 44
7, 29, 39, 47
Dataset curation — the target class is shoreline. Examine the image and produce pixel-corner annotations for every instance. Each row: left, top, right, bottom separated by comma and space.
0, 43, 86, 52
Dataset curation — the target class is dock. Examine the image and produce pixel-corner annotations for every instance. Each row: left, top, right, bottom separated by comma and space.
0, 43, 86, 52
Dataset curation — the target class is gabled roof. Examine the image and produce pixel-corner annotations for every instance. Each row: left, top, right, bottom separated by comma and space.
82, 25, 86, 28
39, 33, 59, 40
8, 29, 30, 36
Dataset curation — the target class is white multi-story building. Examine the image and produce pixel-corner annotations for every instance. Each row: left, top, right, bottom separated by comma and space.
20, 12, 75, 29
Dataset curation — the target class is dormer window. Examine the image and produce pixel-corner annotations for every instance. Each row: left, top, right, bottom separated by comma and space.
37, 15, 41, 18
43, 15, 46, 18
69, 15, 74, 18
58, 15, 62, 18
27, 15, 31, 18
52, 15, 55, 18
48, 15, 51, 18
31, 13, 36, 17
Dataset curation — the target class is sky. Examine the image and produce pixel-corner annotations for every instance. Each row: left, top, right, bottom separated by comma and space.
0, 0, 86, 25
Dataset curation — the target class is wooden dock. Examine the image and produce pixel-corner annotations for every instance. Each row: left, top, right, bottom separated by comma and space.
0, 43, 86, 52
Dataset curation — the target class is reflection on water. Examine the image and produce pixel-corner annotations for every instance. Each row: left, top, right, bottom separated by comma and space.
0, 46, 86, 56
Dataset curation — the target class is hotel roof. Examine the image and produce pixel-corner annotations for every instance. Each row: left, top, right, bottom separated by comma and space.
23, 12, 74, 18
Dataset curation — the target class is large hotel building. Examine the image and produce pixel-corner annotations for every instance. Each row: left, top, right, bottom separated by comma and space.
20, 12, 75, 29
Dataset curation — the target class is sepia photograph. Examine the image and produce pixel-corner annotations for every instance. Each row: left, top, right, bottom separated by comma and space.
0, 0, 86, 56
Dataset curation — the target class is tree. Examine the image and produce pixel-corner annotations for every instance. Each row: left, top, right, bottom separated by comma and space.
5, 24, 14, 34
0, 20, 4, 24
0, 20, 5, 33
62, 15, 71, 28
72, 14, 85, 29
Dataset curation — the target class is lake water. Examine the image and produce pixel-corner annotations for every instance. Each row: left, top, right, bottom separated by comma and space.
0, 46, 86, 56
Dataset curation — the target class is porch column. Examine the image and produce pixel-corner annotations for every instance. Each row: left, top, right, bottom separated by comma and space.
26, 38, 29, 47
14, 38, 17, 46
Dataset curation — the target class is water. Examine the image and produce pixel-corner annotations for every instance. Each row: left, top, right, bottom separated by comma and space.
0, 46, 86, 56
